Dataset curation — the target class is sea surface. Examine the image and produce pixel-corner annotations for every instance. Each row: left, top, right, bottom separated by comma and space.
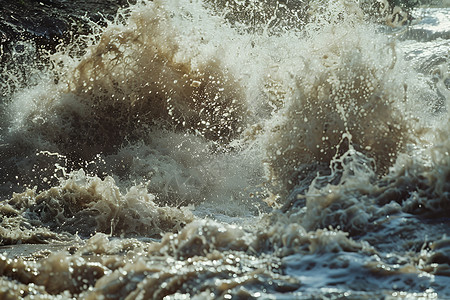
0, 0, 449, 299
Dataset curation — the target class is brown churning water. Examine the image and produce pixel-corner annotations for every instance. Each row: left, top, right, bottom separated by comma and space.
0, 0, 449, 298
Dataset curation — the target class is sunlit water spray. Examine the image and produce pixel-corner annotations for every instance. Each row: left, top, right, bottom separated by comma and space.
0, 0, 449, 298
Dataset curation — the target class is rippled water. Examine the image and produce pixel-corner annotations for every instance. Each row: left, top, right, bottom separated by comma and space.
0, 0, 449, 299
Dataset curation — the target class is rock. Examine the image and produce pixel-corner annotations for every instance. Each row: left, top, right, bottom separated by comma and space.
0, 0, 134, 64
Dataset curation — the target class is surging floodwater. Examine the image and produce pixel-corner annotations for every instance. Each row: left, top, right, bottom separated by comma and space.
0, 0, 449, 298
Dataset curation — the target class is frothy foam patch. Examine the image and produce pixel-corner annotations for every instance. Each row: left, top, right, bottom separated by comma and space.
1, 170, 194, 242
3, 216, 445, 298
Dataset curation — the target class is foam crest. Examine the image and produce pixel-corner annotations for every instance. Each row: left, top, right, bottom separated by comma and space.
4, 0, 248, 157
263, 19, 419, 196
63, 0, 247, 146
1, 0, 258, 206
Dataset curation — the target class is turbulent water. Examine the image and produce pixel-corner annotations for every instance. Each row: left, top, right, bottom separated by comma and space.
0, 0, 449, 298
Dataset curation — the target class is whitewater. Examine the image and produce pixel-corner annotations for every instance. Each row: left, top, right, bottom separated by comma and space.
0, 0, 449, 298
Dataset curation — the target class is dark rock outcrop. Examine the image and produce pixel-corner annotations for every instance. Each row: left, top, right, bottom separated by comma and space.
0, 0, 134, 64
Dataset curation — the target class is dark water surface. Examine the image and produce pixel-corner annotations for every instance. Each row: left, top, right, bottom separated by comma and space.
0, 0, 449, 299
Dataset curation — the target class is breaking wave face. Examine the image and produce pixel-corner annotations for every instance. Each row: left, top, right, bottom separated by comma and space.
0, 0, 449, 299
